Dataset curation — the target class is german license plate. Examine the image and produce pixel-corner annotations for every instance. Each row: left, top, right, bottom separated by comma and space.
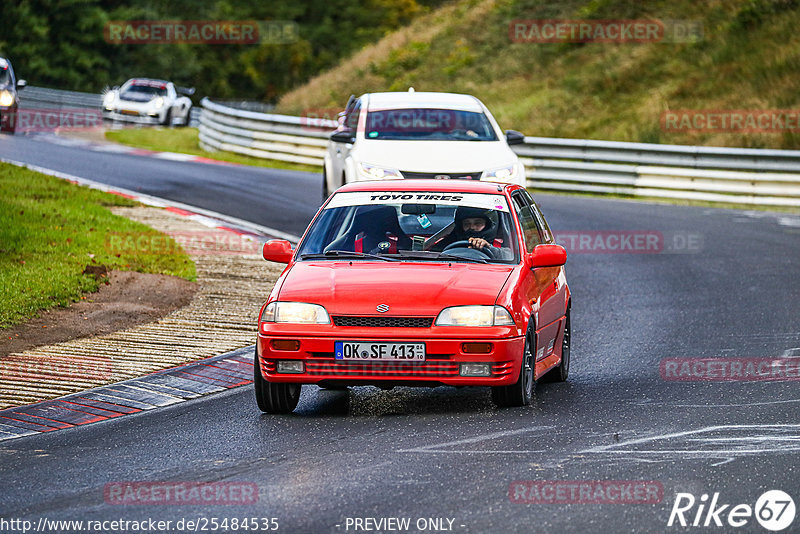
335, 341, 425, 361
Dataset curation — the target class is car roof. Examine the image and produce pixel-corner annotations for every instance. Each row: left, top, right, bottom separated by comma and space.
365, 92, 483, 112
127, 78, 170, 85
0, 58, 9, 69
337, 179, 520, 195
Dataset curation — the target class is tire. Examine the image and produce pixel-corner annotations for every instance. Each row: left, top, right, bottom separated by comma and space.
0, 110, 15, 134
161, 109, 172, 127
322, 165, 329, 203
492, 330, 535, 407
181, 106, 191, 127
540, 307, 570, 383
253, 348, 301, 414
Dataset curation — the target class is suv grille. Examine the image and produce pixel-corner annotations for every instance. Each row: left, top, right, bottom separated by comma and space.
400, 171, 481, 180
332, 316, 434, 328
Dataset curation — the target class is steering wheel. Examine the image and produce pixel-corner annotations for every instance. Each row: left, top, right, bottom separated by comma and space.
443, 240, 492, 258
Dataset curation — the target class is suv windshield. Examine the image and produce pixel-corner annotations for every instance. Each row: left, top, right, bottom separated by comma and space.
365, 108, 498, 141
296, 191, 518, 263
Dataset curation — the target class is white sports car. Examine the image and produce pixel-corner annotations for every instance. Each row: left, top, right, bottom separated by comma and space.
102, 78, 194, 126
323, 90, 527, 199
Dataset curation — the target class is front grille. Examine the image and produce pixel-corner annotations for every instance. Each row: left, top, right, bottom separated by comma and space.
400, 171, 481, 180
332, 316, 434, 328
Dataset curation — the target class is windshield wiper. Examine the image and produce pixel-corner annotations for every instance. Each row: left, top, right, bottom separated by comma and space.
300, 250, 399, 262
436, 252, 489, 264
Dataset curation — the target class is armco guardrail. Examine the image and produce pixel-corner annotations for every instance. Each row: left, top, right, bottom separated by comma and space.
20, 85, 200, 126
199, 97, 335, 166
19, 85, 102, 109
200, 98, 800, 207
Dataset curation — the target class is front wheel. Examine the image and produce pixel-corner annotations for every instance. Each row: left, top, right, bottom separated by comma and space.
254, 348, 301, 413
321, 165, 329, 203
492, 332, 534, 407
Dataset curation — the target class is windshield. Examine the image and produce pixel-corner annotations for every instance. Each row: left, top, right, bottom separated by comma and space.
120, 82, 167, 99
0, 66, 10, 86
296, 191, 518, 263
364, 108, 498, 141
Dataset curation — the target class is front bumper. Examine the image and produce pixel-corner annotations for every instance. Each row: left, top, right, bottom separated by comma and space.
257, 333, 524, 387
103, 108, 163, 124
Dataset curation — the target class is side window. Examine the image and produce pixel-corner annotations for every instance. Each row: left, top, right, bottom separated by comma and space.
512, 192, 544, 253
345, 98, 361, 131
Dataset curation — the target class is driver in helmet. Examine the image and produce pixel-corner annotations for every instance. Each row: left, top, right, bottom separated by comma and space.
436, 206, 510, 259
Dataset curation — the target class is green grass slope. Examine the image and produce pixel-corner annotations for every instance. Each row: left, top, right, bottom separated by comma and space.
276, 0, 800, 149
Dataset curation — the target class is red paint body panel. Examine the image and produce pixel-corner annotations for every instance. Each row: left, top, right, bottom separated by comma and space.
257, 180, 570, 388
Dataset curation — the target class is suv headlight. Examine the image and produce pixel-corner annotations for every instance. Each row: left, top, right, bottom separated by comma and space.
0, 90, 15, 107
481, 164, 518, 183
359, 163, 403, 180
260, 302, 330, 324
435, 305, 514, 327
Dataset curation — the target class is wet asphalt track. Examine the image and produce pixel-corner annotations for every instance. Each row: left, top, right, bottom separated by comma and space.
1, 133, 799, 533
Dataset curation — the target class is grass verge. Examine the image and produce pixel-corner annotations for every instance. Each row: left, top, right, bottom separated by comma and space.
0, 162, 196, 328
104, 127, 321, 173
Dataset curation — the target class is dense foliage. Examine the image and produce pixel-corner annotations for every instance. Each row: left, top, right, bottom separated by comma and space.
0, 0, 441, 101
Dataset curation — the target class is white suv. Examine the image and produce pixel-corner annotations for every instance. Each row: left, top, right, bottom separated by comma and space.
323, 91, 526, 198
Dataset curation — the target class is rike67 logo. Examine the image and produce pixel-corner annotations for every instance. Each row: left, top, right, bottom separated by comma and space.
668, 490, 795, 531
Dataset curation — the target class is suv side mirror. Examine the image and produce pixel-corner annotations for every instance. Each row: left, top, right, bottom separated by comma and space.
330, 129, 355, 144
505, 129, 525, 145
528, 244, 566, 268
16, 79, 26, 90
262, 240, 293, 263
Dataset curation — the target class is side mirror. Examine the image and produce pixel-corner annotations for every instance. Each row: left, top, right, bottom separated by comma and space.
505, 129, 525, 145
330, 129, 355, 144
16, 79, 26, 90
177, 86, 195, 96
528, 244, 566, 268
262, 239, 293, 263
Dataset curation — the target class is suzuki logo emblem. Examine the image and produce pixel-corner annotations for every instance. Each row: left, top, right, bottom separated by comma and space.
376, 304, 389, 313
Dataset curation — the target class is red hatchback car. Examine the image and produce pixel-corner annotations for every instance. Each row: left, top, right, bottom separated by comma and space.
255, 180, 570, 413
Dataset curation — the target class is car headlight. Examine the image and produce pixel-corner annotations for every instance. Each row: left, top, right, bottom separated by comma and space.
481, 164, 518, 183
435, 305, 515, 327
0, 90, 15, 107
359, 163, 403, 180
153, 96, 165, 109
103, 92, 115, 106
260, 302, 330, 324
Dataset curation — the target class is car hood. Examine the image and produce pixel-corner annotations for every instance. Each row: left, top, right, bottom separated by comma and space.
278, 261, 514, 316
354, 140, 517, 173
